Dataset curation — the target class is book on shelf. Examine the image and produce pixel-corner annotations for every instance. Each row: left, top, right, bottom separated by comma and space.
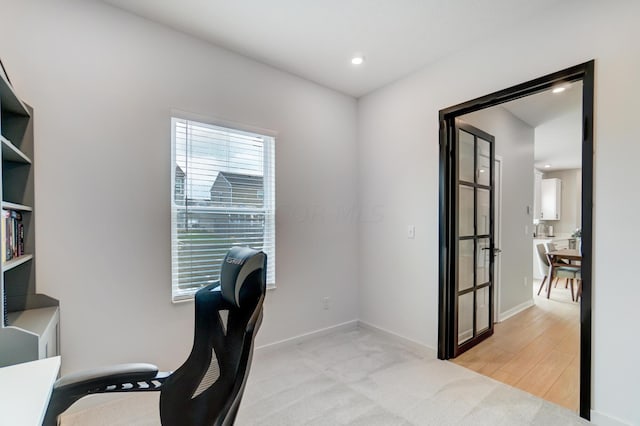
1, 209, 8, 263
1, 208, 25, 263
18, 223, 24, 257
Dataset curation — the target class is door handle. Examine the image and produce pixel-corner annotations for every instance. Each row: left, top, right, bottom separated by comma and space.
481, 247, 502, 256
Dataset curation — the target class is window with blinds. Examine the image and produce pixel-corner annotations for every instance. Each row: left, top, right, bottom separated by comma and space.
171, 118, 275, 302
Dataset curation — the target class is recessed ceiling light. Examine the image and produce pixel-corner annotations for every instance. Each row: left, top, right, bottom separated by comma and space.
552, 87, 566, 94
351, 55, 365, 66
544, 164, 552, 168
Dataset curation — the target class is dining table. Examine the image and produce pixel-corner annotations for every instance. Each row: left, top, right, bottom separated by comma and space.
547, 249, 582, 300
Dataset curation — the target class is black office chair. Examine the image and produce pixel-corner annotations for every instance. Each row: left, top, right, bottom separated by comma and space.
44, 247, 267, 426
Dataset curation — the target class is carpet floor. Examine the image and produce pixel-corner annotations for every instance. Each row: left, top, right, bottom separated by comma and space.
60, 326, 588, 425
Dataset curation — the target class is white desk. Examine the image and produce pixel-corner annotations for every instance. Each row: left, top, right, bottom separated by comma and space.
0, 356, 60, 426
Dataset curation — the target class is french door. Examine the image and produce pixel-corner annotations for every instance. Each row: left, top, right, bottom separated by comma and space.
437, 61, 593, 419
442, 120, 496, 357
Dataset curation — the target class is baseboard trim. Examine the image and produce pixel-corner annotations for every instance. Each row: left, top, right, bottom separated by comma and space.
590, 410, 632, 426
357, 320, 436, 357
498, 299, 534, 323
255, 320, 359, 354
255, 319, 436, 358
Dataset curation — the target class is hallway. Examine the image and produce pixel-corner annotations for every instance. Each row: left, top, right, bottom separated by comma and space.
452, 281, 579, 412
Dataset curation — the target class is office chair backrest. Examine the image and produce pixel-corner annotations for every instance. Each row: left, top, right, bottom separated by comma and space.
160, 247, 267, 426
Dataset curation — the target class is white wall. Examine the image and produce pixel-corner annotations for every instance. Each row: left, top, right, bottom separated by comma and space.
462, 107, 534, 317
358, 0, 640, 423
536, 107, 583, 237
0, 0, 359, 374
542, 169, 582, 237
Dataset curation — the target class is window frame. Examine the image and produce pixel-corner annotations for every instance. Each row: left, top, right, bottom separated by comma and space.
170, 115, 276, 302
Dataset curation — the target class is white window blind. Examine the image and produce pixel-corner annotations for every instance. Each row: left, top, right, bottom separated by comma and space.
171, 118, 275, 302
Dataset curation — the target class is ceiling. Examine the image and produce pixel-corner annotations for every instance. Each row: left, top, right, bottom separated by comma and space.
101, 0, 567, 97
502, 82, 582, 129
100, 0, 582, 170
502, 82, 582, 171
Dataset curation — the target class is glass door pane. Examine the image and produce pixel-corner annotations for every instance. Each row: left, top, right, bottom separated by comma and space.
458, 292, 474, 345
459, 185, 474, 237
458, 240, 474, 291
477, 189, 490, 236
476, 286, 490, 334
459, 130, 475, 183
477, 138, 491, 186
477, 238, 490, 285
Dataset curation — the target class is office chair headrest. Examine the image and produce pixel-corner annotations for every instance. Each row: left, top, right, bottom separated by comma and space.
220, 247, 266, 307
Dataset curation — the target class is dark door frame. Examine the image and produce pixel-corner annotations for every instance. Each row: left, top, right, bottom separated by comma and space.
437, 60, 594, 420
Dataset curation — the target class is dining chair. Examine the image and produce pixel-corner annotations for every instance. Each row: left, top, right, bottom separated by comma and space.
574, 270, 583, 301
544, 242, 567, 265
543, 242, 573, 289
536, 243, 552, 296
548, 261, 580, 301
537, 243, 580, 300
546, 253, 581, 301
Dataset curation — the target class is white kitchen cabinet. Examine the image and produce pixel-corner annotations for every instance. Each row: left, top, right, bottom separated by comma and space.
541, 178, 561, 221
533, 170, 543, 220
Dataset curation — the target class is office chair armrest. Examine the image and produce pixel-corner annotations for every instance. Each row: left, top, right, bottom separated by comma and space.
54, 363, 166, 391
44, 363, 170, 426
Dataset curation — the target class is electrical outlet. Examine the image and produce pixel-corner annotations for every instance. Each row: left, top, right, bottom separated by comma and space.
408, 225, 415, 239
323, 297, 330, 310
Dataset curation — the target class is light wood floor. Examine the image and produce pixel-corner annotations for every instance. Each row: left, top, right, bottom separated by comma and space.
452, 279, 580, 412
